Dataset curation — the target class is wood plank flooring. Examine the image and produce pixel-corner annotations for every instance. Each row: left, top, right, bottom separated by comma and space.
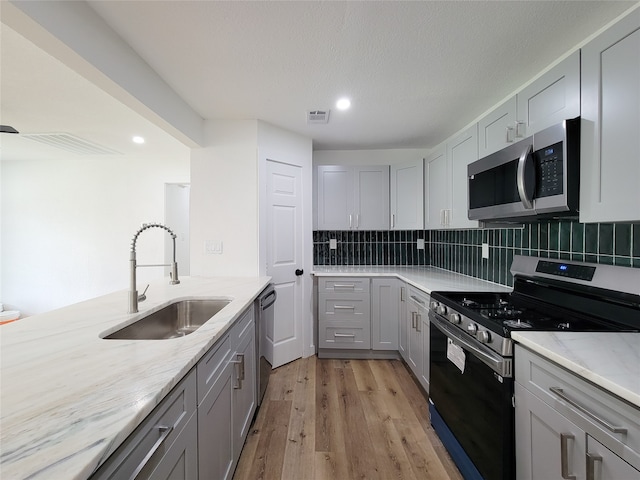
234, 356, 463, 480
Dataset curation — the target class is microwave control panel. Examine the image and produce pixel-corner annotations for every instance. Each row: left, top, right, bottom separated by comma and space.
534, 141, 564, 198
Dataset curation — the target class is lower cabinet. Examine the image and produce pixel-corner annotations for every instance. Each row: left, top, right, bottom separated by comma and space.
515, 346, 640, 480
405, 287, 430, 393
371, 278, 400, 350
92, 305, 257, 480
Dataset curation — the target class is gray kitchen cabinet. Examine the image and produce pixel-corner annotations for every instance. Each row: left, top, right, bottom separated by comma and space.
90, 371, 198, 480
516, 50, 580, 137
398, 284, 408, 361
515, 345, 640, 480
478, 96, 517, 158
371, 278, 400, 351
390, 159, 424, 230
316, 165, 390, 230
580, 8, 640, 223
424, 145, 448, 229
318, 277, 371, 352
406, 287, 429, 393
231, 308, 256, 458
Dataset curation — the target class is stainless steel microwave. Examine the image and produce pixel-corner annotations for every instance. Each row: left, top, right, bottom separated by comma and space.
468, 117, 580, 222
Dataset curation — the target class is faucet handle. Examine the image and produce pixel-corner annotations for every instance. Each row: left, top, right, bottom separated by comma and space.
138, 284, 149, 302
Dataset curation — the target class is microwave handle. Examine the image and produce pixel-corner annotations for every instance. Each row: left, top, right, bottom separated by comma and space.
517, 144, 535, 209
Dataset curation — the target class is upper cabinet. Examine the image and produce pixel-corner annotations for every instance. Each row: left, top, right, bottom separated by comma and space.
580, 8, 640, 223
516, 51, 580, 137
391, 159, 424, 230
317, 165, 390, 230
425, 126, 480, 229
478, 51, 581, 158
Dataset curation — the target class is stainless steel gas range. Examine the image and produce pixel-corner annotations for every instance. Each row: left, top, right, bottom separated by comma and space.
428, 255, 640, 480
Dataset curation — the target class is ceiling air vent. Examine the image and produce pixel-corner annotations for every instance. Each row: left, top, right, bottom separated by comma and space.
21, 133, 121, 155
307, 110, 330, 124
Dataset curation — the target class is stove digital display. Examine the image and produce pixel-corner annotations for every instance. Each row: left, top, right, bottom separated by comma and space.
535, 260, 596, 281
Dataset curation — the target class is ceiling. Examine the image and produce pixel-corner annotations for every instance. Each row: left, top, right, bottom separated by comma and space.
1, 1, 637, 160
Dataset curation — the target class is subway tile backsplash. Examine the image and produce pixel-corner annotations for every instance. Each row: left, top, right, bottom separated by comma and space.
313, 220, 640, 287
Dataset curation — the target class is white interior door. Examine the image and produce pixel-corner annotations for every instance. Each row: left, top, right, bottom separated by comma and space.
266, 160, 303, 368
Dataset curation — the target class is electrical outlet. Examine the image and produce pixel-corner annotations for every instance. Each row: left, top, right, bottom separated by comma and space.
417, 239, 425, 250
482, 242, 490, 259
329, 239, 337, 250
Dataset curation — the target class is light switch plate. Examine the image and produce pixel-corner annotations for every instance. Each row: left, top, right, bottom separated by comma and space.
417, 239, 425, 250
205, 240, 223, 254
482, 242, 490, 259
329, 239, 337, 250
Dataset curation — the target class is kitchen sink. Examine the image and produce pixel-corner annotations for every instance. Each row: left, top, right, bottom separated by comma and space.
104, 299, 231, 340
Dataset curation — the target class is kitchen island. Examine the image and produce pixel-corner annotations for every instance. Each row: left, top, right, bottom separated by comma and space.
0, 276, 270, 480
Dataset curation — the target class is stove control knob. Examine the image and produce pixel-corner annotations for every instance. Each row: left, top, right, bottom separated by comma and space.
449, 313, 461, 325
436, 305, 447, 316
467, 323, 478, 335
477, 330, 491, 344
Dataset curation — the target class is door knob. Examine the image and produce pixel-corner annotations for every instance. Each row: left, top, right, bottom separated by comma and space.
295, 269, 304, 276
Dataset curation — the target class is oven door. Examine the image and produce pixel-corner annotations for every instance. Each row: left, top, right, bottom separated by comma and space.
429, 313, 514, 480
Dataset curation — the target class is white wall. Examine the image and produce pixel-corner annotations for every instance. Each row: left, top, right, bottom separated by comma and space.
190, 120, 260, 276
313, 148, 430, 166
1, 154, 189, 316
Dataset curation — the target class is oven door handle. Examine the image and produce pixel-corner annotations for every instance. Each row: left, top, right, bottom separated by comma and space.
429, 312, 512, 377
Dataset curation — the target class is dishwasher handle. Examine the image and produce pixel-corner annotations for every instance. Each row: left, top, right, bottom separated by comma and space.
261, 289, 277, 310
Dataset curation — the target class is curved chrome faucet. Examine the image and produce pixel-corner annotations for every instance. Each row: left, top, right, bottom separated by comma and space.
129, 223, 180, 313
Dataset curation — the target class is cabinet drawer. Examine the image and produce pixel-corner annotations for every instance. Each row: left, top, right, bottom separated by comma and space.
515, 346, 640, 466
318, 297, 370, 320
197, 335, 232, 404
407, 287, 429, 310
320, 325, 370, 349
91, 370, 197, 480
229, 306, 255, 349
318, 277, 370, 295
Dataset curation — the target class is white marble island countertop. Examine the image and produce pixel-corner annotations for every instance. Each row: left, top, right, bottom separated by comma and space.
312, 265, 511, 294
512, 331, 640, 408
0, 276, 270, 480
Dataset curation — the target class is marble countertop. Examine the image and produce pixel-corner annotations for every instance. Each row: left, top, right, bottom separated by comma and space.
512, 331, 640, 408
0, 276, 271, 480
312, 265, 512, 294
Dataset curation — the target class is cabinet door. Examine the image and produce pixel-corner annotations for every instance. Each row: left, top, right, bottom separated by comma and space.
406, 303, 420, 375
418, 312, 429, 394
317, 165, 352, 229
447, 124, 479, 229
516, 50, 580, 136
587, 435, 640, 480
147, 413, 198, 480
424, 145, 448, 229
198, 361, 234, 480
390, 159, 424, 230
371, 278, 399, 350
354, 166, 390, 230
515, 382, 587, 480
478, 96, 517, 158
232, 323, 256, 458
580, 9, 640, 223
398, 285, 408, 361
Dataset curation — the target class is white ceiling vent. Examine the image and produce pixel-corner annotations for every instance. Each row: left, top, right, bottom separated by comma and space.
307, 110, 330, 124
21, 133, 122, 155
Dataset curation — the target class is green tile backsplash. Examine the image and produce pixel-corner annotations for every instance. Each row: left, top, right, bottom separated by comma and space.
313, 220, 640, 286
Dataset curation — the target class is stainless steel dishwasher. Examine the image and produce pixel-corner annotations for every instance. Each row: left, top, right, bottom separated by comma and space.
256, 284, 277, 405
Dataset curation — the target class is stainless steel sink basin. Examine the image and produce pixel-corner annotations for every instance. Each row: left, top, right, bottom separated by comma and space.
104, 299, 231, 340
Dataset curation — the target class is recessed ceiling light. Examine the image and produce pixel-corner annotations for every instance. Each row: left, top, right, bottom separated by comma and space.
132, 136, 145, 144
336, 98, 351, 110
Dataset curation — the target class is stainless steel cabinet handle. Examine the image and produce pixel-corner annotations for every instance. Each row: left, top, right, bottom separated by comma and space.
560, 433, 576, 480
411, 312, 417, 329
230, 353, 245, 389
334, 333, 355, 338
356, 214, 360, 229
515, 121, 526, 138
410, 295, 425, 306
349, 214, 353, 229
586, 452, 602, 480
391, 214, 395, 228
129, 425, 174, 480
549, 387, 628, 434
400, 287, 405, 302
334, 305, 355, 310
334, 284, 355, 288
506, 126, 515, 143
416, 314, 421, 332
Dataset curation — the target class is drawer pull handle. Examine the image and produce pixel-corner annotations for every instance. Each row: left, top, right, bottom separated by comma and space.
230, 353, 245, 389
334, 333, 356, 338
334, 305, 355, 310
549, 387, 628, 434
586, 452, 602, 480
129, 425, 174, 480
334, 284, 356, 288
410, 295, 425, 306
560, 433, 576, 480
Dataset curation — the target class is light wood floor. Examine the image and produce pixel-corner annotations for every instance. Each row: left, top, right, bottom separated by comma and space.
234, 356, 463, 480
